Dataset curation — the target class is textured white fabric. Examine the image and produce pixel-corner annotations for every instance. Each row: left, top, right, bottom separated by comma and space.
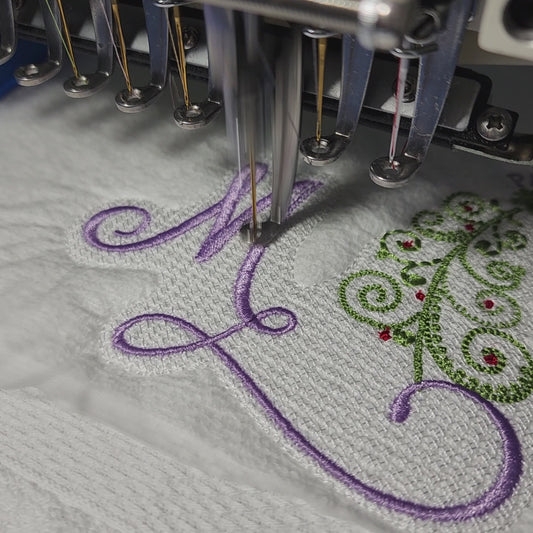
0, 388, 365, 532
1, 55, 533, 531
67, 173, 533, 532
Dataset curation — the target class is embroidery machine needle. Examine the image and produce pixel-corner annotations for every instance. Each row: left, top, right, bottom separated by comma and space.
315, 37, 327, 143
56, 0, 79, 78
389, 56, 409, 167
111, 0, 133, 94
249, 138, 258, 242
43, 0, 79, 79
168, 5, 190, 109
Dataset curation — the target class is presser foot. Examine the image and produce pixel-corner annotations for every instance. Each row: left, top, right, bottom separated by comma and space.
240, 220, 262, 245
63, 72, 111, 98
300, 134, 349, 166
115, 85, 164, 113
14, 60, 61, 86
369, 155, 420, 188
240, 220, 281, 246
174, 100, 222, 129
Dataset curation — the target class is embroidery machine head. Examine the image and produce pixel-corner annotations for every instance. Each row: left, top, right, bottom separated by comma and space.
4, 0, 533, 241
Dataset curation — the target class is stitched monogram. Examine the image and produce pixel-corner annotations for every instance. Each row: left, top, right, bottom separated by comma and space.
77, 174, 530, 526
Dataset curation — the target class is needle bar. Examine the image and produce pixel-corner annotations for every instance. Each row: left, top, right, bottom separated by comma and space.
389, 56, 409, 166
43, 0, 78, 76
96, 0, 129, 85
249, 141, 258, 241
168, 6, 190, 109
111, 0, 132, 93
315, 37, 327, 142
56, 0, 79, 78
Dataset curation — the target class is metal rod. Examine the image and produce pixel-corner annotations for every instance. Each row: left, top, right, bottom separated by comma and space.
111, 0, 132, 93
249, 142, 258, 241
389, 56, 409, 166
183, 0, 415, 48
97, 0, 129, 84
271, 29, 302, 224
56, 0, 79, 78
315, 37, 327, 142
43, 0, 77, 76
170, 6, 190, 108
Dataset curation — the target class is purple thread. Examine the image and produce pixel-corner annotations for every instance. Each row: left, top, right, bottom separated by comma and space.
89, 168, 521, 521
113, 255, 522, 521
83, 164, 268, 260
84, 164, 321, 263
195, 179, 320, 263
114, 310, 522, 521
225, 379, 522, 521
233, 246, 297, 335
114, 313, 247, 356
112, 196, 304, 357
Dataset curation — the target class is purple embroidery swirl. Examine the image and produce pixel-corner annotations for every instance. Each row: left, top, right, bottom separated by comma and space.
84, 164, 318, 263
84, 164, 268, 262
114, 307, 296, 358
114, 314, 522, 520
113, 244, 298, 356
85, 169, 522, 522
112, 250, 522, 522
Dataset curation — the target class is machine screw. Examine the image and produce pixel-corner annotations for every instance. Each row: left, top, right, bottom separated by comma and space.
476, 107, 513, 142
182, 26, 200, 50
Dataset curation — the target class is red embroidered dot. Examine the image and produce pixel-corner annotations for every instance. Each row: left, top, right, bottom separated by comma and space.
379, 328, 392, 341
484, 299, 495, 310
415, 290, 426, 301
463, 205, 473, 212
464, 223, 475, 232
484, 353, 499, 366
402, 240, 414, 249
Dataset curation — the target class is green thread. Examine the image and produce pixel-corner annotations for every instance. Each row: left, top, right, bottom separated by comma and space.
444, 287, 520, 328
463, 343, 506, 376
460, 255, 525, 292
400, 262, 429, 287
378, 230, 422, 261
339, 271, 402, 329
338, 192, 532, 403
475, 226, 526, 257
445, 193, 499, 223
412, 210, 462, 243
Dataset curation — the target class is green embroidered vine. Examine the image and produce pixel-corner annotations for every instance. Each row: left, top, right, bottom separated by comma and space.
339, 192, 533, 403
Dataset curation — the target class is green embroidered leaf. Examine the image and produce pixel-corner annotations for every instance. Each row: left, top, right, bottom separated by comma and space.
392, 328, 416, 346
474, 239, 500, 256
400, 263, 427, 286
